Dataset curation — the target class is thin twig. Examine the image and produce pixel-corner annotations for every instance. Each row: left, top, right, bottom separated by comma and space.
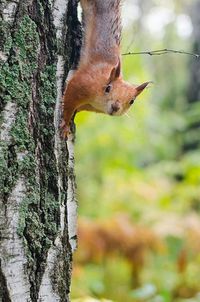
122, 49, 200, 59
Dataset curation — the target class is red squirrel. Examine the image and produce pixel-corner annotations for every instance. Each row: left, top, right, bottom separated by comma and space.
61, 0, 150, 138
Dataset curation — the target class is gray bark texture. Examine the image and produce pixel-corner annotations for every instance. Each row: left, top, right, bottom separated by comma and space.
0, 0, 81, 301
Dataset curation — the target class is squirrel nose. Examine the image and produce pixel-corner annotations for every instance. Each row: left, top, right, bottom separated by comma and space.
111, 102, 120, 113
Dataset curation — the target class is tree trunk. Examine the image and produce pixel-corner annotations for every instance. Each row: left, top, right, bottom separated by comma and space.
0, 0, 81, 301
184, 0, 200, 151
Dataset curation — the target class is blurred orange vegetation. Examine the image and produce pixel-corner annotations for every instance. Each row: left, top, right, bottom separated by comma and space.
75, 215, 163, 287
74, 213, 200, 299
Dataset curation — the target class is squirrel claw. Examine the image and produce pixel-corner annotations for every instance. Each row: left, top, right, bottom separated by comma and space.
60, 120, 71, 139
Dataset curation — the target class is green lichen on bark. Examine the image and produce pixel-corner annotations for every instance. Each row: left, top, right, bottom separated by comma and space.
0, 15, 39, 201
0, 15, 39, 105
0, 7, 60, 300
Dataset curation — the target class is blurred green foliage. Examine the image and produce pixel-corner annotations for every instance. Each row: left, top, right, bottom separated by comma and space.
71, 0, 200, 301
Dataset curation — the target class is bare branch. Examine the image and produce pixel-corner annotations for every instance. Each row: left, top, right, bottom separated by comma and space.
122, 49, 200, 59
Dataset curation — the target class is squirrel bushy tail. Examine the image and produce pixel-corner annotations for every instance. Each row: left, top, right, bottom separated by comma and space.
80, 0, 122, 65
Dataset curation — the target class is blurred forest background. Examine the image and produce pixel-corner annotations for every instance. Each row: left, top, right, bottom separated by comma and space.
71, 0, 200, 301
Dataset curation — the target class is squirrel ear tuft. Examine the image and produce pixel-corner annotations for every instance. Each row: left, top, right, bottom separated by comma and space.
108, 60, 121, 82
135, 81, 152, 96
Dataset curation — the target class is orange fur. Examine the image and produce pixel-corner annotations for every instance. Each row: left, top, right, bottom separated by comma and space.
62, 0, 150, 138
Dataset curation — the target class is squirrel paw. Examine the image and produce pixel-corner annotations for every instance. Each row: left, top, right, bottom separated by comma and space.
60, 120, 71, 139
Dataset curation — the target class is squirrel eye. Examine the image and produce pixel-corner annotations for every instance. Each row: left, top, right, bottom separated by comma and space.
129, 99, 135, 105
105, 84, 112, 94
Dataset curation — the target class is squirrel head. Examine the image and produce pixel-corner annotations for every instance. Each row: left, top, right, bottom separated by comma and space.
101, 61, 150, 116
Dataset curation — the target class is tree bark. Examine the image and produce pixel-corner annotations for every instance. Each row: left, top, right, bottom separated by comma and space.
0, 0, 81, 301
